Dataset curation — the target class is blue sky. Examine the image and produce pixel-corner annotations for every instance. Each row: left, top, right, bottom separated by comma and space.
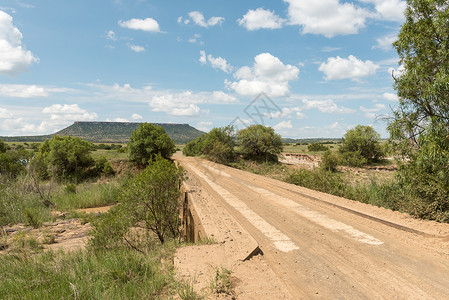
0, 0, 404, 138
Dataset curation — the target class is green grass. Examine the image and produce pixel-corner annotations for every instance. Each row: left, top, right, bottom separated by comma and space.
0, 245, 177, 299
52, 181, 121, 210
0, 176, 122, 227
0, 177, 52, 227
91, 149, 128, 161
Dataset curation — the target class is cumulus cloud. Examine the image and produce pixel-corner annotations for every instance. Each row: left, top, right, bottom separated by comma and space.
265, 107, 306, 119
0, 104, 98, 135
302, 99, 356, 114
118, 17, 161, 32
181, 11, 224, 28
149, 90, 237, 117
107, 117, 128, 122
196, 121, 213, 132
360, 0, 406, 22
38, 104, 98, 133
131, 113, 143, 120
274, 120, 293, 130
388, 64, 405, 78
382, 92, 398, 101
199, 50, 233, 73
360, 103, 386, 112
0, 84, 48, 98
319, 55, 379, 81
106, 30, 117, 41
238, 8, 285, 31
284, 0, 371, 37
127, 43, 145, 52
188, 33, 203, 44
360, 103, 386, 118
225, 53, 299, 97
373, 34, 397, 51
0, 10, 38, 75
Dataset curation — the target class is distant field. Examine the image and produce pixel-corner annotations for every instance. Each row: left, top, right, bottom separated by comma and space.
282, 142, 341, 154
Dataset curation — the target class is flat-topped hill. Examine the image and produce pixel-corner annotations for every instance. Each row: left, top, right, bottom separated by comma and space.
1, 122, 205, 144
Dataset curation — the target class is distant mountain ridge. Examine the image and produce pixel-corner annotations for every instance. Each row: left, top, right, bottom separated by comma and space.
1, 122, 205, 144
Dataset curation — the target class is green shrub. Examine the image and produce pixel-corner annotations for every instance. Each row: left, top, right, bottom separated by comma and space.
285, 169, 351, 198
182, 134, 207, 157
308, 143, 329, 152
339, 151, 367, 167
31, 136, 95, 182
91, 156, 184, 249
319, 150, 339, 172
340, 125, 384, 163
95, 157, 115, 176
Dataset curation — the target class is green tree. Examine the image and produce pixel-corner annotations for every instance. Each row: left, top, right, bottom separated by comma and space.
340, 125, 383, 163
0, 149, 30, 179
202, 126, 235, 163
32, 136, 94, 181
388, 0, 449, 220
237, 125, 283, 162
128, 123, 175, 166
183, 134, 207, 157
91, 156, 184, 248
0, 139, 6, 153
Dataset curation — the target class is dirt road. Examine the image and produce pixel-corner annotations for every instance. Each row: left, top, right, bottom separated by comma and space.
178, 155, 449, 299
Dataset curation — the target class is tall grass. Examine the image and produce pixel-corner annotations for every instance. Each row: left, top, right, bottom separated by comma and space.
284, 168, 424, 218
0, 245, 177, 299
52, 181, 121, 210
0, 176, 52, 227
0, 175, 122, 227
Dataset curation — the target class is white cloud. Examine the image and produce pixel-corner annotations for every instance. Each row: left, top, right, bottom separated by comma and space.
382, 92, 398, 101
199, 50, 232, 73
319, 55, 379, 81
226, 53, 299, 97
238, 8, 285, 31
302, 99, 356, 114
118, 17, 161, 32
106, 30, 117, 41
388, 64, 405, 78
131, 113, 143, 120
188, 33, 203, 44
265, 106, 306, 119
0, 84, 49, 98
284, 0, 371, 38
373, 34, 397, 51
196, 121, 213, 132
39, 104, 98, 133
0, 107, 13, 119
360, 0, 406, 22
149, 90, 237, 117
108, 117, 128, 122
322, 46, 342, 53
360, 103, 386, 112
186, 11, 224, 28
151, 94, 201, 117
127, 43, 145, 52
211, 91, 238, 103
0, 10, 38, 75
274, 120, 293, 130
0, 104, 98, 135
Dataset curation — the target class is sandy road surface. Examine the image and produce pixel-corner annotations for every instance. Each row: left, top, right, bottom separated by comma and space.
177, 155, 449, 299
